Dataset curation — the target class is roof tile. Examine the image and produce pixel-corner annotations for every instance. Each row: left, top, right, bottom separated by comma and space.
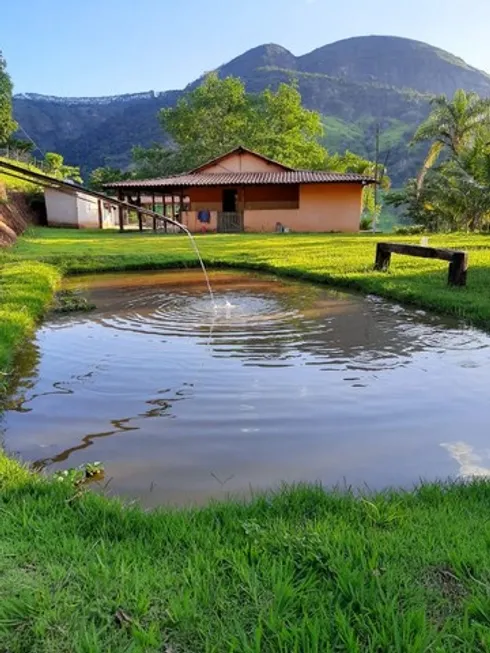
107, 170, 374, 189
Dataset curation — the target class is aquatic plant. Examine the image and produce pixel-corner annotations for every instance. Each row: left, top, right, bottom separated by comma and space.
53, 461, 104, 486
52, 289, 95, 313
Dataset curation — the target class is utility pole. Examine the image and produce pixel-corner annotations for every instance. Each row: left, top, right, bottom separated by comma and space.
373, 123, 380, 234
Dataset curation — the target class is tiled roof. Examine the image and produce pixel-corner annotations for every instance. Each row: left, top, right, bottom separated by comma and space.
107, 170, 374, 189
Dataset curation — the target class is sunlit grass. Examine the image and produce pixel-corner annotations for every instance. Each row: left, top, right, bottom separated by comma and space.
0, 261, 59, 377
4, 228, 490, 327
2, 455, 490, 652
0, 158, 42, 192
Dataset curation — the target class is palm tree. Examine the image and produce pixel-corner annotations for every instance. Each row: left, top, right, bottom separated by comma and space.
448, 137, 490, 230
412, 89, 490, 187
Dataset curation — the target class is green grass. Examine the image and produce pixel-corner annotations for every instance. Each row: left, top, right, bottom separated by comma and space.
3, 228, 490, 650
0, 157, 42, 192
0, 260, 60, 378
2, 456, 490, 652
4, 227, 490, 328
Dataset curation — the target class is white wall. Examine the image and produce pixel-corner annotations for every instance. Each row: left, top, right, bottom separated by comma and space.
76, 195, 100, 228
44, 188, 78, 227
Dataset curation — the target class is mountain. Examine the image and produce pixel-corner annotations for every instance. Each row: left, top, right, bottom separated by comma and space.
297, 36, 490, 96
12, 36, 490, 185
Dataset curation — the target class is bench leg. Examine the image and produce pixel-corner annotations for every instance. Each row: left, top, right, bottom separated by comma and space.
374, 244, 391, 271
448, 252, 468, 286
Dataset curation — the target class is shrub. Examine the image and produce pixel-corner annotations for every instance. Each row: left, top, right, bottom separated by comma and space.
393, 224, 426, 235
360, 216, 373, 231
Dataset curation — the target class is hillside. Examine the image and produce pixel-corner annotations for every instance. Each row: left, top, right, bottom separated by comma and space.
12, 35, 490, 185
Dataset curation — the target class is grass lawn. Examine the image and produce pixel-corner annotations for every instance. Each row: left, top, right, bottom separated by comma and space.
2, 227, 490, 651
4, 227, 490, 327
3, 461, 490, 652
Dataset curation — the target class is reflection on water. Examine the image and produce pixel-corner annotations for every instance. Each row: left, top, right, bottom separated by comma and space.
2, 269, 490, 507
440, 442, 490, 477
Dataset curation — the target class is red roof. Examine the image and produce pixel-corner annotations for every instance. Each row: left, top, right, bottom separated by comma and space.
107, 170, 374, 189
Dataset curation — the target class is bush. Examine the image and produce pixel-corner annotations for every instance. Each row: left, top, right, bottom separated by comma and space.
393, 224, 426, 235
360, 216, 373, 231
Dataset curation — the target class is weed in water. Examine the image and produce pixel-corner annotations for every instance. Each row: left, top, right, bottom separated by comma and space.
52, 289, 96, 313
53, 461, 104, 486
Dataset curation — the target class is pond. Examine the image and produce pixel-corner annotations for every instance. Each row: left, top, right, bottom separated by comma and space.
2, 269, 490, 506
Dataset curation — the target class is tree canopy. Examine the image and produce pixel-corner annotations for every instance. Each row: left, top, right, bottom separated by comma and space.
155, 73, 328, 172
43, 152, 82, 184
88, 166, 130, 191
0, 52, 17, 145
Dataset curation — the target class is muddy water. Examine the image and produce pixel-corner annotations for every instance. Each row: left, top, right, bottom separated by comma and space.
2, 269, 490, 507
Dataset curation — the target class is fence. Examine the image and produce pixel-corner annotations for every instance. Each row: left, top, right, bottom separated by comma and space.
0, 150, 49, 172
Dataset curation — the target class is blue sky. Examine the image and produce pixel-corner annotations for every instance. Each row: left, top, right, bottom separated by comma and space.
2, 0, 490, 97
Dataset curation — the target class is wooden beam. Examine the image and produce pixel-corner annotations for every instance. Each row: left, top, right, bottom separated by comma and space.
117, 190, 124, 231
97, 199, 103, 229
374, 242, 468, 286
163, 194, 167, 233
179, 189, 184, 224
136, 190, 143, 231
376, 242, 464, 262
152, 191, 156, 231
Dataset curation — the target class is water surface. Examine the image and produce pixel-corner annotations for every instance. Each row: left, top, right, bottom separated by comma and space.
3, 269, 490, 506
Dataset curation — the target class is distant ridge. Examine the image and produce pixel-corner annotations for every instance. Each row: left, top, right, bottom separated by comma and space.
13, 35, 490, 185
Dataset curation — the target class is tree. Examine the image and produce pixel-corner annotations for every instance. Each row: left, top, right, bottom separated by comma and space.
43, 152, 83, 184
389, 132, 490, 232
131, 145, 183, 179
390, 89, 490, 231
246, 83, 327, 169
157, 73, 328, 171
0, 52, 17, 146
412, 89, 490, 187
89, 166, 130, 191
3, 136, 34, 158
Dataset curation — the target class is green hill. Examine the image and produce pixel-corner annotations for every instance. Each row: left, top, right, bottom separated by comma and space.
12, 35, 490, 185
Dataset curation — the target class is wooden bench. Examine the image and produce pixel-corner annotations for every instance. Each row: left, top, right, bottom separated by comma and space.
374, 242, 468, 286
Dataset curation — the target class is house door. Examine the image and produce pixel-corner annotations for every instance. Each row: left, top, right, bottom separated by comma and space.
222, 188, 237, 212
218, 188, 243, 232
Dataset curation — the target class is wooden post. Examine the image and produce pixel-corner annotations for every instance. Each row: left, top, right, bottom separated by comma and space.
448, 251, 468, 286
171, 189, 176, 221
374, 243, 391, 271
97, 199, 103, 229
136, 190, 143, 231
163, 194, 167, 233
152, 191, 157, 231
179, 189, 184, 225
117, 190, 124, 232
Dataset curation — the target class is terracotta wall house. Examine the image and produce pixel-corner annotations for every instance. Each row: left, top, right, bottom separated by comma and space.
107, 147, 374, 233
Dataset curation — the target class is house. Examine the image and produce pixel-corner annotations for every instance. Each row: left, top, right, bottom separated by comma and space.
106, 146, 375, 233
44, 186, 119, 229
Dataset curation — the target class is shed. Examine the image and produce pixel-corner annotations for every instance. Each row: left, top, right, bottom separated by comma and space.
44, 186, 118, 229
